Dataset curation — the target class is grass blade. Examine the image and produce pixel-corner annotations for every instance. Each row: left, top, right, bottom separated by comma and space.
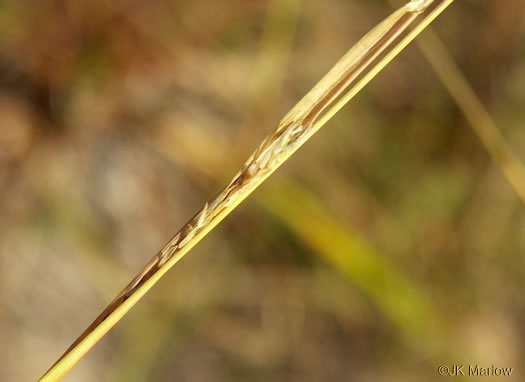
39, 1, 453, 380
417, 29, 525, 205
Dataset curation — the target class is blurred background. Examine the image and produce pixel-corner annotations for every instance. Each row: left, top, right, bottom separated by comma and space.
1, 0, 524, 380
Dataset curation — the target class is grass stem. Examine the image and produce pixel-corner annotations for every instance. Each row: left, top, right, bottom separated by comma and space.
39, 1, 454, 380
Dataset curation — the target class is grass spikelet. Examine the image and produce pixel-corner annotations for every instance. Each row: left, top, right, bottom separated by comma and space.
39, 1, 454, 380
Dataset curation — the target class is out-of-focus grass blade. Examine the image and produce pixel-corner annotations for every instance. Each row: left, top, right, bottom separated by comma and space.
416, 30, 525, 205
259, 180, 440, 344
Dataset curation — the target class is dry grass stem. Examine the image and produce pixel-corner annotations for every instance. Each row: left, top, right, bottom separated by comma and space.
39, 1, 454, 380
417, 30, 525, 205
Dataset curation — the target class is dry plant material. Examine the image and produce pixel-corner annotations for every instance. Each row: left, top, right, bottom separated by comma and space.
40, 1, 454, 380
417, 30, 525, 205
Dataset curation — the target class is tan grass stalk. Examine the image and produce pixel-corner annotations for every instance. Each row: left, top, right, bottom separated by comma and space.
39, 1, 454, 380
417, 30, 525, 205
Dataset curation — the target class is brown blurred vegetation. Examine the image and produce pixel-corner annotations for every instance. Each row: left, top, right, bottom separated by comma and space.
1, 0, 525, 381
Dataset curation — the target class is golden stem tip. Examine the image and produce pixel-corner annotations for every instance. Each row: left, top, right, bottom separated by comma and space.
408, 0, 435, 13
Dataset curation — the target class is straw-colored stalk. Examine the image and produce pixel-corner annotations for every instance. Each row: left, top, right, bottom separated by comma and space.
40, 1, 454, 380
